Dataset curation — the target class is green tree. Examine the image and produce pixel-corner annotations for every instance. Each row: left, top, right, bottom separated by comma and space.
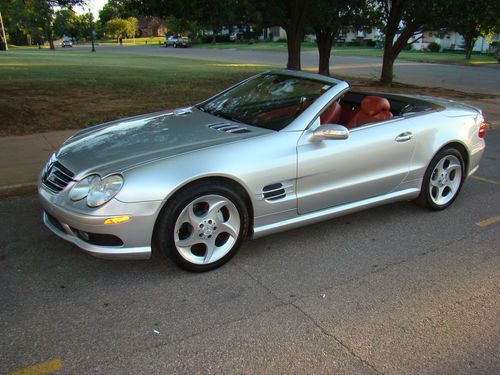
374, 0, 449, 85
308, 0, 369, 76
445, 0, 500, 59
126, 16, 138, 37
105, 17, 138, 40
99, 0, 128, 26
195, 0, 234, 43
54, 8, 78, 39
258, 0, 308, 70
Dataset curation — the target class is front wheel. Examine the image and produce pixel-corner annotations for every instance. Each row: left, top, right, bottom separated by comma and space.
154, 182, 249, 272
416, 148, 465, 210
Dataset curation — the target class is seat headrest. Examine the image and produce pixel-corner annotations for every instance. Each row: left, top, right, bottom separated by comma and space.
361, 96, 391, 116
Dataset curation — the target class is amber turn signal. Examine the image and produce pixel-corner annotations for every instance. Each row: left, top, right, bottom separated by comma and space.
103, 216, 131, 225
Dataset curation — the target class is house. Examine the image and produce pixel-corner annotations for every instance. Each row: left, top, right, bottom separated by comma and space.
337, 28, 382, 45
137, 17, 167, 37
411, 31, 499, 53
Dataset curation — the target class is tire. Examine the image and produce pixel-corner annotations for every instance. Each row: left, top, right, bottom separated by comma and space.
154, 181, 249, 272
416, 148, 465, 210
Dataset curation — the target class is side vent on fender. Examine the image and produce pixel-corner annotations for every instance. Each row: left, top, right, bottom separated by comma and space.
259, 181, 294, 202
207, 122, 251, 134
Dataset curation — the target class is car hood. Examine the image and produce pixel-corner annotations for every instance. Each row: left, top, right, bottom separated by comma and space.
56, 107, 271, 177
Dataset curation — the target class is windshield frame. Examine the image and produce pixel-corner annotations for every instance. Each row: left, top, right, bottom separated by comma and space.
197, 70, 346, 132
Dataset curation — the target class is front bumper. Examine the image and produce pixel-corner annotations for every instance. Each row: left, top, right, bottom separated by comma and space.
39, 185, 163, 260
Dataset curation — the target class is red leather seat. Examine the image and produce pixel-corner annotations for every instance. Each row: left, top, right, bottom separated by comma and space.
347, 96, 393, 128
320, 102, 342, 124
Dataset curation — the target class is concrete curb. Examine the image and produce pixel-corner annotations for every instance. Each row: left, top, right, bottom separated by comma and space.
0, 183, 38, 198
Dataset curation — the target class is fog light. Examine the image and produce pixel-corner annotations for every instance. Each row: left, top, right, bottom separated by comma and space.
103, 216, 131, 225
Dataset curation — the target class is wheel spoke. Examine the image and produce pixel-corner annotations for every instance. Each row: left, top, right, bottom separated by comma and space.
430, 177, 440, 187
437, 185, 445, 199
435, 158, 446, 175
178, 203, 200, 227
203, 237, 216, 263
219, 221, 239, 239
175, 235, 199, 248
207, 199, 227, 218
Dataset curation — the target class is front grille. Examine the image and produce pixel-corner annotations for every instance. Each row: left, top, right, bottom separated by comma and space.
42, 161, 75, 193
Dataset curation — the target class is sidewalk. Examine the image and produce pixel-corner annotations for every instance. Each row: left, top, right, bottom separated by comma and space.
0, 130, 76, 195
1, 98, 499, 197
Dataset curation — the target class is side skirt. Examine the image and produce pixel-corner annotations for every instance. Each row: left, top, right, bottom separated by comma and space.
252, 188, 420, 239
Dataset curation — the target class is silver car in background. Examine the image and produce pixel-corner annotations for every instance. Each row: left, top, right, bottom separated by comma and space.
39, 70, 486, 271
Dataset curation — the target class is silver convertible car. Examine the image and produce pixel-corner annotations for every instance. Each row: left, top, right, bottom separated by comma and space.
39, 70, 486, 271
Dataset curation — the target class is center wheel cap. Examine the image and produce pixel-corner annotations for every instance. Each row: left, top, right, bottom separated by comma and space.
199, 219, 217, 238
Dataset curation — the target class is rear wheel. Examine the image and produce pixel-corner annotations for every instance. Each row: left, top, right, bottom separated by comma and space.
155, 182, 249, 272
417, 148, 464, 210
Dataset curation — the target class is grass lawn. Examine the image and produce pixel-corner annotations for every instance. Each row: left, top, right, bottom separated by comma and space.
195, 42, 497, 65
0, 49, 269, 136
0, 47, 491, 137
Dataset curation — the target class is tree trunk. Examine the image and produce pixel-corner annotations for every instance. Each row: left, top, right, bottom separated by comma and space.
380, 17, 397, 86
211, 27, 217, 44
464, 36, 474, 60
315, 29, 334, 76
380, 49, 395, 85
49, 38, 55, 50
285, 29, 302, 70
284, 0, 307, 71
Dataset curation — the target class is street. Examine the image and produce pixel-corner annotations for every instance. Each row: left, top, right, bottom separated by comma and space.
1, 129, 499, 374
82, 44, 500, 96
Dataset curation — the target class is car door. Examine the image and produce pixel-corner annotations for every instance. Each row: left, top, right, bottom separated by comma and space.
296, 118, 417, 214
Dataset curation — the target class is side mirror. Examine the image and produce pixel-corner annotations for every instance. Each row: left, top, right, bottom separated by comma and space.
311, 124, 349, 141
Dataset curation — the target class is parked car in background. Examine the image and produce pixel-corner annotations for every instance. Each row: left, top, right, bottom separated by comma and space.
164, 35, 191, 48
229, 32, 244, 42
61, 40, 73, 48
39, 70, 486, 272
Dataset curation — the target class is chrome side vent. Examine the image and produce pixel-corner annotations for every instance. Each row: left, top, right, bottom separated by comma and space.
207, 122, 251, 134
259, 181, 294, 202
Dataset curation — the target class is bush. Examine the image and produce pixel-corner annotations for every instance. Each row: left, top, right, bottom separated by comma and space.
427, 41, 441, 52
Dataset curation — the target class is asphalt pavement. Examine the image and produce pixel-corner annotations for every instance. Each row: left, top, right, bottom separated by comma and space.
84, 44, 500, 96
1, 45, 499, 374
1, 130, 499, 374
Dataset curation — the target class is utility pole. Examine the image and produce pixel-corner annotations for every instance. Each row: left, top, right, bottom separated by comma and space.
0, 11, 8, 51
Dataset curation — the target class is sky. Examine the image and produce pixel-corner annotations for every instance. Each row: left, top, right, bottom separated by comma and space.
74, 0, 108, 18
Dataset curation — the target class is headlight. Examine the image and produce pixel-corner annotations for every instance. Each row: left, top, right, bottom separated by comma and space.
69, 175, 98, 201
69, 174, 123, 207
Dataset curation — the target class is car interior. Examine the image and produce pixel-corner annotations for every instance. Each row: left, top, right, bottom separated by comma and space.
319, 91, 440, 129
251, 90, 439, 132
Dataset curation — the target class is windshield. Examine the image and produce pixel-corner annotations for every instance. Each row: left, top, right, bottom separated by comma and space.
198, 73, 334, 131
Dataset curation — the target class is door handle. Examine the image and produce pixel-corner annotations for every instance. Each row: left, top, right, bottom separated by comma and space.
395, 132, 413, 142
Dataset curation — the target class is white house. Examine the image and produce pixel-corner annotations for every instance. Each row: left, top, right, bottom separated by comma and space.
409, 31, 498, 53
